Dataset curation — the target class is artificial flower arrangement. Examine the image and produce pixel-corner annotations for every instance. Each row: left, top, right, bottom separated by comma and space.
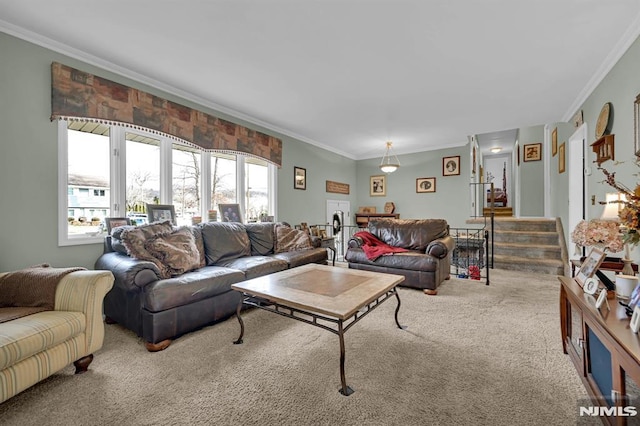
599, 164, 640, 246
571, 218, 624, 253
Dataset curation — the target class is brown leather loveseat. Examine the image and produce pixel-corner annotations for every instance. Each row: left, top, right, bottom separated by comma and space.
345, 218, 455, 295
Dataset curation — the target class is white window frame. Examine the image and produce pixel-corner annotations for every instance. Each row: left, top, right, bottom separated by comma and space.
58, 121, 277, 246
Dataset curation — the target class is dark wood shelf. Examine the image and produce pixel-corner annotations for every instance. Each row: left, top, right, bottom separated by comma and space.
591, 134, 615, 166
355, 213, 399, 227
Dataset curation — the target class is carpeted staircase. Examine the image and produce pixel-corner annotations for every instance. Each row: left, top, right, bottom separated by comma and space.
467, 217, 567, 275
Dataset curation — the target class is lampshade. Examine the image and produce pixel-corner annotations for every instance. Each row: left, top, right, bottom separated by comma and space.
601, 192, 623, 220
379, 141, 400, 173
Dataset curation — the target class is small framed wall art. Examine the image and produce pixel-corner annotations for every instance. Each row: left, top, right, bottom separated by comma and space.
294, 166, 306, 190
552, 128, 558, 156
442, 156, 460, 176
523, 143, 542, 162
416, 177, 436, 193
370, 175, 386, 196
558, 142, 566, 173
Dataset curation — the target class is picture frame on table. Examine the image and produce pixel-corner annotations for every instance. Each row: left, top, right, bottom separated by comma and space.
416, 177, 436, 193
146, 204, 177, 225
294, 166, 306, 190
219, 203, 243, 223
370, 175, 386, 196
442, 156, 460, 176
575, 247, 606, 287
105, 217, 130, 234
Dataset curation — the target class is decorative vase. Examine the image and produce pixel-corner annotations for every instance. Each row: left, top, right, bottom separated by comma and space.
622, 258, 635, 276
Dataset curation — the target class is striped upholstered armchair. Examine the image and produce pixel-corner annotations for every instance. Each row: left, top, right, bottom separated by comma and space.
0, 269, 113, 403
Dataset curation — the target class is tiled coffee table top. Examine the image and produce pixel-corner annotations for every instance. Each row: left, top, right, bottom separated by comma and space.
231, 263, 404, 320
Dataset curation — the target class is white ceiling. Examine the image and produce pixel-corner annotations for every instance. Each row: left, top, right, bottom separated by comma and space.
2, 1, 640, 160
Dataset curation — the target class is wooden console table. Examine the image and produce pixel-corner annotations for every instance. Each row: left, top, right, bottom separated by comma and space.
559, 275, 640, 425
355, 213, 399, 227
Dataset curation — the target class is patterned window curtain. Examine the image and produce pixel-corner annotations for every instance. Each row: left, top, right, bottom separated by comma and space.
50, 62, 282, 167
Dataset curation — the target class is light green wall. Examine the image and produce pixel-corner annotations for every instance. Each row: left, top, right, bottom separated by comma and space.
3, 29, 640, 271
549, 37, 640, 253
355, 146, 471, 228
0, 32, 356, 271
518, 125, 545, 216
278, 138, 357, 226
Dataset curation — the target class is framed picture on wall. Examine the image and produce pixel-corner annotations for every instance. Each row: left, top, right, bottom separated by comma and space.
416, 177, 436, 193
294, 166, 306, 190
552, 128, 558, 156
523, 143, 542, 162
559, 142, 566, 173
370, 175, 386, 196
442, 156, 460, 176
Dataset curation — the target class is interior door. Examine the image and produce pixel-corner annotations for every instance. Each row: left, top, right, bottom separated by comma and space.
568, 124, 587, 260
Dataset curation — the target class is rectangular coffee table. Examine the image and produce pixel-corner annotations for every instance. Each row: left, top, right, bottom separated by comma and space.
231, 263, 405, 396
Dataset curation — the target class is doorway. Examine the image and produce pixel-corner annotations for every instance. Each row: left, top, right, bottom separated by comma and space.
568, 124, 587, 260
326, 200, 351, 260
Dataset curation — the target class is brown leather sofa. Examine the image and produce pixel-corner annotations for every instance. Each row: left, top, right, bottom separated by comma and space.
345, 219, 455, 294
95, 221, 327, 351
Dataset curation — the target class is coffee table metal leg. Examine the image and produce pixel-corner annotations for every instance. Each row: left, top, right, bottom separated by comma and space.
393, 289, 405, 330
233, 298, 245, 345
338, 320, 354, 396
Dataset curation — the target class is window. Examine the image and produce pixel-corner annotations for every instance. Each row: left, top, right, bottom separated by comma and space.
245, 158, 269, 222
126, 132, 160, 217
211, 153, 237, 219
58, 121, 276, 245
172, 144, 201, 226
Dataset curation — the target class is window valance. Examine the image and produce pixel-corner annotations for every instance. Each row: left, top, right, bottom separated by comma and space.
50, 62, 282, 166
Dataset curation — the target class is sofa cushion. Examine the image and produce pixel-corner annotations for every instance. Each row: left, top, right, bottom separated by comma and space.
143, 266, 245, 312
187, 225, 207, 268
0, 310, 85, 370
345, 249, 438, 272
217, 256, 288, 280
120, 221, 174, 273
200, 222, 251, 265
144, 227, 202, 277
368, 219, 449, 251
244, 222, 275, 255
274, 224, 313, 253
271, 248, 328, 268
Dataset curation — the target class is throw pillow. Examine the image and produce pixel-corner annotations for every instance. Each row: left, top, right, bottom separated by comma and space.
120, 220, 174, 275
200, 222, 251, 265
144, 228, 201, 277
274, 224, 313, 253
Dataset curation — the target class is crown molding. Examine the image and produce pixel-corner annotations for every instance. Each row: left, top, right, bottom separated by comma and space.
0, 20, 357, 160
562, 11, 640, 122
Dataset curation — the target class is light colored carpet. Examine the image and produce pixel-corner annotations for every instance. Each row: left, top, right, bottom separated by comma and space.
0, 269, 587, 425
